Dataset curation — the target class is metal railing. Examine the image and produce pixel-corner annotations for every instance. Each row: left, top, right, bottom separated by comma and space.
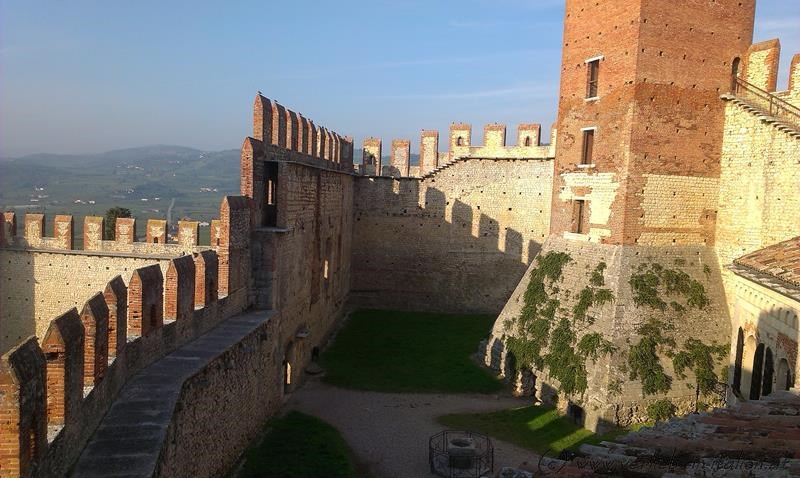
732, 77, 800, 131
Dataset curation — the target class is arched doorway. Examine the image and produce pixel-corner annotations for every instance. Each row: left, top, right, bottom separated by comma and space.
776, 359, 792, 391
732, 328, 744, 394
749, 343, 765, 400
741, 335, 757, 396
731, 57, 741, 92
761, 348, 774, 397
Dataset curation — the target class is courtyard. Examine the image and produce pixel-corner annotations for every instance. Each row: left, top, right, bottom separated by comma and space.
233, 309, 627, 478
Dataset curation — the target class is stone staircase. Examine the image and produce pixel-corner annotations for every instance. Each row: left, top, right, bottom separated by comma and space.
419, 155, 550, 181
419, 156, 477, 180
720, 85, 800, 139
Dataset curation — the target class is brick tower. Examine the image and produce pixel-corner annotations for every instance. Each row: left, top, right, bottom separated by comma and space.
552, 0, 755, 245
490, 0, 757, 431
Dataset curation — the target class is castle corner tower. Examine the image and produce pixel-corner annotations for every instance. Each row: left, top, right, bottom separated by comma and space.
489, 0, 757, 432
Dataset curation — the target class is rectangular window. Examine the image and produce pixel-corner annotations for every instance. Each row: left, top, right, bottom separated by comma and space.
581, 129, 594, 165
586, 59, 599, 98
264, 162, 279, 227
573, 200, 587, 234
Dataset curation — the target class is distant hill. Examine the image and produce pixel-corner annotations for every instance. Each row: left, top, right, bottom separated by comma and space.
1, 144, 422, 229
0, 145, 240, 225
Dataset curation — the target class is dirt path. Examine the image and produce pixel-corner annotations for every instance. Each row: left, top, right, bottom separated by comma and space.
288, 379, 541, 478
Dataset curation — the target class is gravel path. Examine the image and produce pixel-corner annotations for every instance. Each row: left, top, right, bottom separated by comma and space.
288, 379, 541, 478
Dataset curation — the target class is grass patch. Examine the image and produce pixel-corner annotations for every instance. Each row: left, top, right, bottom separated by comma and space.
437, 405, 636, 455
321, 309, 503, 394
235, 411, 367, 478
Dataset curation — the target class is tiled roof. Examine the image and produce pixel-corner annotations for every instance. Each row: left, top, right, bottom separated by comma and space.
733, 236, 800, 287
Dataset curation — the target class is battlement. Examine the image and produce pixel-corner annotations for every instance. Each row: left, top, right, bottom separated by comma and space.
362, 122, 556, 177
386, 139, 411, 177
362, 137, 382, 176
252, 93, 354, 172
0, 247, 248, 476
2, 212, 212, 257
738, 39, 800, 107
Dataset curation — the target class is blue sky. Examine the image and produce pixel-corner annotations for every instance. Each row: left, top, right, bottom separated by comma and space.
1, 0, 797, 157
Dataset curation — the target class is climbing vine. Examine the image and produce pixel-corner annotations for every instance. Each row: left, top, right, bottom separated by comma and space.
627, 318, 675, 395
626, 262, 727, 398
646, 399, 677, 422
672, 338, 728, 395
506, 256, 615, 397
504, 257, 726, 401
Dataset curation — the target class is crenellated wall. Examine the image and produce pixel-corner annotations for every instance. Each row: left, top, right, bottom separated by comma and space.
243, 147, 354, 390
0, 244, 248, 477
252, 94, 354, 173
351, 157, 554, 314
361, 122, 556, 178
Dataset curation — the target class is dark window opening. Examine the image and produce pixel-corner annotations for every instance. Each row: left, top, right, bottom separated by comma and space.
581, 129, 594, 165
524, 136, 532, 147
153, 237, 159, 244
731, 57, 741, 92
264, 162, 279, 227
572, 200, 587, 234
456, 136, 464, 146
586, 59, 600, 98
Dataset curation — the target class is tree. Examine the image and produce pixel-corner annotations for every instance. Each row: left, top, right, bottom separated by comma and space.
105, 207, 132, 240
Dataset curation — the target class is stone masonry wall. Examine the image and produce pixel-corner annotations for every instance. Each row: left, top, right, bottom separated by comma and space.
715, 84, 800, 270
154, 313, 281, 478
0, 249, 171, 354
489, 236, 730, 431
351, 157, 554, 314
249, 160, 353, 384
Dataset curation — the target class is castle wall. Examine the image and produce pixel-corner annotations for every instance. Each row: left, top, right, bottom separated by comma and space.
249, 159, 353, 378
154, 312, 281, 478
351, 157, 553, 314
715, 73, 800, 269
0, 249, 171, 353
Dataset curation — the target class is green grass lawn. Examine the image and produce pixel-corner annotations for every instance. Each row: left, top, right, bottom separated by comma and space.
235, 411, 368, 478
320, 309, 503, 394
438, 405, 640, 455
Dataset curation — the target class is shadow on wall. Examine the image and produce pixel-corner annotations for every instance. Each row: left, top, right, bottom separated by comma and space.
351, 168, 549, 315
0, 250, 34, 353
